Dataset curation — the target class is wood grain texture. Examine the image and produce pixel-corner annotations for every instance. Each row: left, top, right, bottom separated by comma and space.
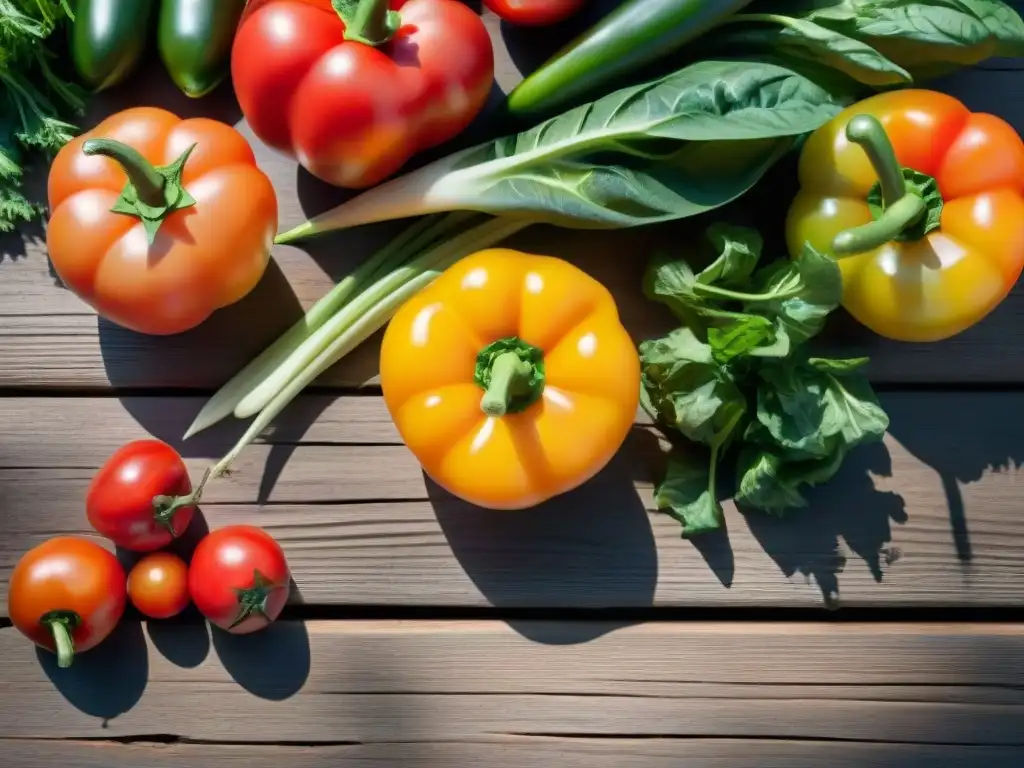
1, 16, 1023, 389
5, 740, 1024, 768
2, 391, 1022, 613
2, 621, 1024, 749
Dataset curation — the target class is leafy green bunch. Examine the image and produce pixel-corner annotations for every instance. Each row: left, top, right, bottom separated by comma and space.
640, 223, 889, 536
1, 0, 84, 232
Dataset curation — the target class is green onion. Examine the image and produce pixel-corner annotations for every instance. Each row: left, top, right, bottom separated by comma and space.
181, 215, 533, 504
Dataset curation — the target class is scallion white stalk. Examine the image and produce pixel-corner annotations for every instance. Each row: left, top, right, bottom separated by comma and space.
189, 216, 533, 499
234, 216, 530, 418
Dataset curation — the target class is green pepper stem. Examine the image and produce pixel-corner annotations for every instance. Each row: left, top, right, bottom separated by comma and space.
40, 611, 81, 669
82, 138, 166, 207
340, 0, 400, 46
845, 114, 906, 208
481, 352, 533, 417
832, 193, 926, 257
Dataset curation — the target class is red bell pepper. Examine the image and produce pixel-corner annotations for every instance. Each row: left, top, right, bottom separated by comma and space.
231, 0, 494, 189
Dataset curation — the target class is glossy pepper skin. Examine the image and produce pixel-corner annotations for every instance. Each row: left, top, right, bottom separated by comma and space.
380, 249, 640, 510
231, 0, 494, 189
47, 107, 279, 336
158, 0, 247, 97
786, 89, 1024, 342
71, 0, 157, 91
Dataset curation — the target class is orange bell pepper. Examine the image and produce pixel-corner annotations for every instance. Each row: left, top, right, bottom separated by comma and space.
785, 89, 1024, 342
380, 248, 640, 510
47, 107, 279, 336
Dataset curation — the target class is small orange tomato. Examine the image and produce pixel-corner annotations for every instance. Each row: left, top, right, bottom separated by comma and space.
380, 248, 640, 510
127, 552, 191, 619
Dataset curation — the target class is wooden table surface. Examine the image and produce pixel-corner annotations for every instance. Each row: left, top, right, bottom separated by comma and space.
4, 4, 1024, 766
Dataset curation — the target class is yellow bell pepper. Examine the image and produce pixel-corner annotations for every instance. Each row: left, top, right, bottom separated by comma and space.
786, 89, 1024, 342
380, 248, 640, 510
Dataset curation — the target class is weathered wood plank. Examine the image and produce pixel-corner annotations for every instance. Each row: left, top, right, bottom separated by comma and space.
2, 622, 1024, 747
1, 391, 1022, 612
4, 739, 1024, 768
1, 21, 1023, 389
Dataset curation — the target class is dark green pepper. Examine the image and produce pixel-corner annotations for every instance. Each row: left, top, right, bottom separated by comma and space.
71, 0, 157, 92
506, 0, 755, 118
157, 0, 247, 98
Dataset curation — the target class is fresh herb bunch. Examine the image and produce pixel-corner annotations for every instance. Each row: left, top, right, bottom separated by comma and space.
1, 0, 84, 232
640, 223, 889, 536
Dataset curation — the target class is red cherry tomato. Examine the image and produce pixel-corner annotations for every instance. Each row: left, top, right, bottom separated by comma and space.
128, 552, 191, 619
484, 0, 583, 25
7, 537, 127, 668
231, 0, 494, 188
189, 525, 291, 634
86, 440, 195, 552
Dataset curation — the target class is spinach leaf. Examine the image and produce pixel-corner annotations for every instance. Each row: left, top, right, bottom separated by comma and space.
709, 315, 778, 364
640, 223, 889, 536
644, 223, 766, 325
752, 363, 837, 459
748, 243, 843, 344
420, 59, 846, 229
639, 327, 748, 449
734, 444, 849, 513
820, 366, 890, 448
808, 356, 870, 374
655, 452, 724, 537
699, 223, 764, 287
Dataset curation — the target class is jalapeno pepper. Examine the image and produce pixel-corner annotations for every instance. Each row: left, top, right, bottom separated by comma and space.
785, 89, 1024, 342
70, 0, 245, 97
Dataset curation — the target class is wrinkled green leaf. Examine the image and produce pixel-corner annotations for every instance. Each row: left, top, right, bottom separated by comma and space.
699, 223, 764, 287
750, 243, 843, 344
708, 315, 777, 364
734, 444, 850, 514
808, 356, 870, 375
655, 451, 725, 537
753, 364, 835, 459
640, 327, 749, 449
820, 368, 890, 448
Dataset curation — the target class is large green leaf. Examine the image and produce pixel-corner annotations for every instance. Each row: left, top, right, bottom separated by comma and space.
423, 59, 846, 228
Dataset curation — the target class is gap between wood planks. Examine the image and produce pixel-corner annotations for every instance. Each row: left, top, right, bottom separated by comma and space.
6, 606, 1024, 630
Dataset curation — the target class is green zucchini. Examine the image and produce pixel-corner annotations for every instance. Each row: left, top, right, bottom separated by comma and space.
506, 0, 755, 118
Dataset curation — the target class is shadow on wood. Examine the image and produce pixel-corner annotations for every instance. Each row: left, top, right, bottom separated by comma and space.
884, 392, 1024, 566
146, 618, 211, 669
210, 620, 311, 700
741, 440, 907, 609
37, 619, 148, 723
429, 430, 658, 644
98, 257, 305, 390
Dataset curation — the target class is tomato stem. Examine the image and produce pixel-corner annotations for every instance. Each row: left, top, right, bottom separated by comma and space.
81, 139, 198, 244
336, 0, 401, 47
82, 138, 166, 206
152, 466, 212, 533
476, 338, 546, 417
832, 194, 927, 257
844, 114, 906, 208
40, 610, 81, 669
230, 569, 283, 629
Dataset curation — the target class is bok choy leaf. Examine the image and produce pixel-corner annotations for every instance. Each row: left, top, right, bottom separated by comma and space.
276, 58, 847, 242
